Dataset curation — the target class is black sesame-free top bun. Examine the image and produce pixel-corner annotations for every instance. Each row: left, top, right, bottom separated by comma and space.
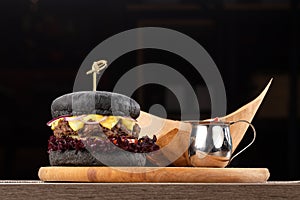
51, 91, 140, 119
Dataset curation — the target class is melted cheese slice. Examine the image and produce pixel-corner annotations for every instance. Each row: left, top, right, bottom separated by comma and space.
101, 116, 119, 129
51, 119, 63, 130
68, 120, 84, 131
49, 114, 136, 132
121, 118, 135, 130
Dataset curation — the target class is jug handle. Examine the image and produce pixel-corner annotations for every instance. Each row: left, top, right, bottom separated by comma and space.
228, 120, 256, 163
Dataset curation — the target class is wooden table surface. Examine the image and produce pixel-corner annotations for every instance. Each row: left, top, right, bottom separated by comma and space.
0, 181, 299, 200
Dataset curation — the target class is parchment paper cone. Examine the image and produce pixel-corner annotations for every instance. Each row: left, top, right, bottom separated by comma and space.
137, 79, 272, 167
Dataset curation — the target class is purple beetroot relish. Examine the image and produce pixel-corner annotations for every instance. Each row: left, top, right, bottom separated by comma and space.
48, 135, 160, 154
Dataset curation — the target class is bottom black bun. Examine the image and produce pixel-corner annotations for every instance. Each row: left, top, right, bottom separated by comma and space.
49, 150, 147, 166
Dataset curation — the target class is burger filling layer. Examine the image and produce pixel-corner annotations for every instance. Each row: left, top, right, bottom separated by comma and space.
47, 114, 159, 154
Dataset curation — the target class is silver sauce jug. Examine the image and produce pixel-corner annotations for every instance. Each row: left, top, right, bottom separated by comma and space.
187, 120, 256, 167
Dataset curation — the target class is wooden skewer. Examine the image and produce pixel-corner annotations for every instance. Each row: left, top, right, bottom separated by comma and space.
86, 60, 108, 91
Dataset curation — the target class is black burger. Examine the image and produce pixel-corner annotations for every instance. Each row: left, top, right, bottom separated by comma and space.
46, 91, 160, 166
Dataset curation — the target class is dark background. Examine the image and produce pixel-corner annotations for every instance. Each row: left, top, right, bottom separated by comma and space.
0, 0, 299, 181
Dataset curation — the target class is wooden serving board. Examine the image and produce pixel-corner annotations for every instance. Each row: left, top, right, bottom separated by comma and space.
38, 167, 270, 183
